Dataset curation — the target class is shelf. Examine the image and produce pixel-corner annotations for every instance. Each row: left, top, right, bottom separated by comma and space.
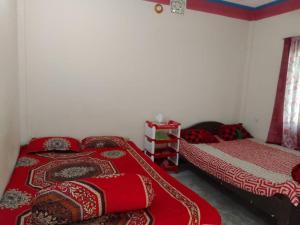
146, 120, 181, 130
156, 159, 179, 173
144, 120, 180, 171
145, 147, 178, 159
146, 134, 179, 144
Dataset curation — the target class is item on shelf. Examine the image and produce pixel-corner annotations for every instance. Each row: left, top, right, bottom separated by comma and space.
155, 131, 170, 140
159, 159, 179, 173
155, 113, 164, 124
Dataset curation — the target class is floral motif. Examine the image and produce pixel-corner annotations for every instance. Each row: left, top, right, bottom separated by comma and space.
101, 150, 126, 159
28, 157, 118, 189
36, 151, 93, 159
18, 209, 152, 225
43, 138, 71, 151
31, 211, 58, 225
139, 175, 155, 207
16, 157, 38, 167
96, 173, 123, 179
32, 181, 104, 225
0, 189, 31, 209
82, 136, 129, 150
54, 166, 96, 179
79, 210, 152, 225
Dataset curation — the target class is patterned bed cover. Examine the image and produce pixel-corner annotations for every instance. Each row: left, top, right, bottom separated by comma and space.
180, 138, 300, 206
0, 141, 221, 225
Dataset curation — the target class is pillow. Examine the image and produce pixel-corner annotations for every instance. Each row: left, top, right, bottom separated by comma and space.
20, 145, 31, 154
27, 137, 81, 153
31, 174, 155, 225
81, 136, 129, 150
218, 124, 252, 141
292, 164, 300, 184
181, 129, 219, 144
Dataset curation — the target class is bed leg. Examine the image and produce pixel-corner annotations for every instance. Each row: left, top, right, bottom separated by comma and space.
277, 215, 291, 225
275, 202, 298, 225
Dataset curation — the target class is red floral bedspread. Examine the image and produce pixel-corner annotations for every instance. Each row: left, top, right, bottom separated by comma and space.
180, 138, 300, 206
0, 141, 221, 225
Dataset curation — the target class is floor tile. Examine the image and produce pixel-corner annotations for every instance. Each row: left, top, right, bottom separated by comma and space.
172, 167, 270, 225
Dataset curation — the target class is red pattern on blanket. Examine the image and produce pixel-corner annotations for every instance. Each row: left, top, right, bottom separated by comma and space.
31, 174, 155, 225
210, 139, 300, 175
0, 141, 221, 225
180, 139, 300, 206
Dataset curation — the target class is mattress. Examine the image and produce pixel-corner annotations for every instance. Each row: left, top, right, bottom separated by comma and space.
0, 140, 221, 225
179, 138, 300, 206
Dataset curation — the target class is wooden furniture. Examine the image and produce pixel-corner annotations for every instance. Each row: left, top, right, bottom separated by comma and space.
181, 121, 300, 225
144, 120, 181, 172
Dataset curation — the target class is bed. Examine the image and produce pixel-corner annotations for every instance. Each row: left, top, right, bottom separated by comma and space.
0, 139, 221, 225
179, 121, 300, 225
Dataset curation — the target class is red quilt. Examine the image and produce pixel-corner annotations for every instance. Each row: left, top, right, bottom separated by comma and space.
0, 141, 221, 225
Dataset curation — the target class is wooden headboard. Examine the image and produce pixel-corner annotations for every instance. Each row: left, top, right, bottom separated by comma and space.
182, 121, 224, 135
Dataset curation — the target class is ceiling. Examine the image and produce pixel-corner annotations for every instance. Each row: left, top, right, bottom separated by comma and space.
146, 0, 300, 20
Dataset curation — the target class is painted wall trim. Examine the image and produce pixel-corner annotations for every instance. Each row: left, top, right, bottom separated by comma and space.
208, 0, 286, 11
145, 0, 300, 21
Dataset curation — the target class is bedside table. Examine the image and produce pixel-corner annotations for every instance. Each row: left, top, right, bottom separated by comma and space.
144, 120, 181, 172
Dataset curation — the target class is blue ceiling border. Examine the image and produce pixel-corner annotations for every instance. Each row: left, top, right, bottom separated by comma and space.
207, 0, 287, 10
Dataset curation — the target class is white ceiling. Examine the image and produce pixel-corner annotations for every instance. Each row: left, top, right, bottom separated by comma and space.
221, 0, 281, 8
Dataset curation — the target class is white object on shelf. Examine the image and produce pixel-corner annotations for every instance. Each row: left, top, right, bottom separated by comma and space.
155, 113, 164, 124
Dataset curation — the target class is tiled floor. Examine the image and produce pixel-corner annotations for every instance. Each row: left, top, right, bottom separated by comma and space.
172, 167, 271, 225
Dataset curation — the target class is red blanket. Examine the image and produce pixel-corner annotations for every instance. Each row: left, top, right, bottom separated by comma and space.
0, 141, 221, 225
31, 174, 155, 224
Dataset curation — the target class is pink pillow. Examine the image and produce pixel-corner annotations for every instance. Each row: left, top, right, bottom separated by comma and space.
218, 124, 252, 141
81, 136, 129, 150
181, 129, 219, 144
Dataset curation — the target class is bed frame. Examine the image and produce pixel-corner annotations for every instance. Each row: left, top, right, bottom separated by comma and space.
181, 121, 300, 225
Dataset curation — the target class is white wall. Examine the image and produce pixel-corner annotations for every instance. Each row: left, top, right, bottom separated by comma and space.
0, 0, 297, 194
0, 0, 19, 194
240, 10, 300, 141
19, 0, 249, 146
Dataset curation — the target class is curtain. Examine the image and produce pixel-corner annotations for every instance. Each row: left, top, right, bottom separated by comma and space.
267, 38, 292, 145
282, 38, 300, 148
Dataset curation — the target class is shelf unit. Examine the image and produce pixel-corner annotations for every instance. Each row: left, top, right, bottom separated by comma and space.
144, 120, 181, 172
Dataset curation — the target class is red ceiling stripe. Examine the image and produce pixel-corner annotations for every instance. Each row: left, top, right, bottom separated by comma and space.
146, 0, 170, 4
145, 0, 300, 21
253, 0, 300, 20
